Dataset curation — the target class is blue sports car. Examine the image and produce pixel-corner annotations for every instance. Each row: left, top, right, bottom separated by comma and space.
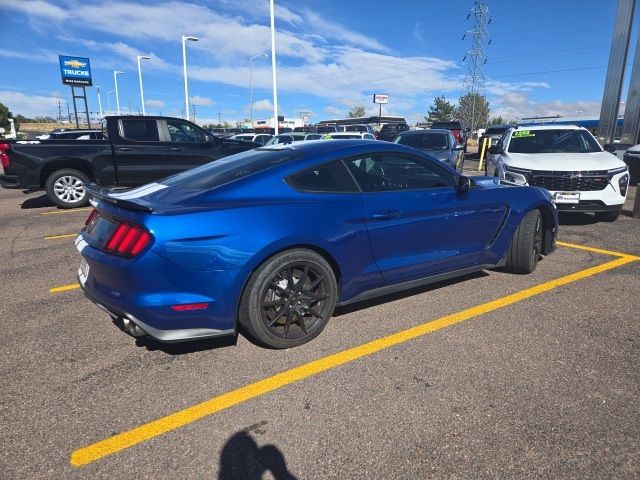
76, 140, 558, 348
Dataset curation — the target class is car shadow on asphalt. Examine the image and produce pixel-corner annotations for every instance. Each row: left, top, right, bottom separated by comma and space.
20, 193, 54, 209
218, 429, 298, 480
557, 212, 600, 226
134, 334, 238, 355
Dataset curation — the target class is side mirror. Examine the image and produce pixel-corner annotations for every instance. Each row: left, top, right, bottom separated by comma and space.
205, 135, 215, 143
603, 143, 616, 154
457, 175, 471, 193
454, 144, 464, 151
488, 145, 503, 155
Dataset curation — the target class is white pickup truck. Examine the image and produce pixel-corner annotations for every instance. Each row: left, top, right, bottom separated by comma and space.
488, 125, 630, 222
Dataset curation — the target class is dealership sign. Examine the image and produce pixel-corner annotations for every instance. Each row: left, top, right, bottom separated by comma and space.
59, 55, 92, 86
373, 94, 389, 104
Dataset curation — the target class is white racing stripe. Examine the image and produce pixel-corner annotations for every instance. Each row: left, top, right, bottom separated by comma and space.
75, 234, 88, 253
109, 183, 168, 200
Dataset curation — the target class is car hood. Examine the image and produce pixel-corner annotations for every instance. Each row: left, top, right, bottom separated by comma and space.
504, 151, 626, 171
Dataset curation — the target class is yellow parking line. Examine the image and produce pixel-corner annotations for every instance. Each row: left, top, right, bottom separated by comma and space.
41, 207, 92, 216
556, 241, 640, 260
44, 233, 77, 240
69, 242, 639, 467
50, 283, 80, 294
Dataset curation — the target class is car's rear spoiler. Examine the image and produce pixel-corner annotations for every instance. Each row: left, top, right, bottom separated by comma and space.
86, 183, 154, 213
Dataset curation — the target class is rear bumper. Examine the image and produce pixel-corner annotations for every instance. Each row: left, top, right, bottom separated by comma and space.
77, 239, 241, 343
0, 174, 25, 189
79, 281, 234, 342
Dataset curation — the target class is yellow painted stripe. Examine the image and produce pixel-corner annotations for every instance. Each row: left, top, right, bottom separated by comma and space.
69, 247, 639, 467
44, 233, 77, 240
41, 207, 92, 216
556, 241, 640, 260
50, 283, 80, 294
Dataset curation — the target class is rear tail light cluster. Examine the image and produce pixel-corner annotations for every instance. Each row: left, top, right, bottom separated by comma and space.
105, 223, 151, 256
0, 143, 11, 169
85, 209, 152, 257
452, 129, 462, 144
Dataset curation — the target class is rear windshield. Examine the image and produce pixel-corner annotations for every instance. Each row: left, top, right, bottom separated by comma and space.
161, 148, 302, 190
430, 122, 462, 129
485, 127, 509, 135
507, 129, 601, 154
395, 132, 449, 150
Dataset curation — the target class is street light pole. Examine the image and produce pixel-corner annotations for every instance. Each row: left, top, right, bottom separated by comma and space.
107, 90, 114, 115
182, 35, 199, 121
113, 70, 124, 115
249, 53, 268, 126
269, 0, 279, 135
95, 86, 103, 119
137, 55, 151, 115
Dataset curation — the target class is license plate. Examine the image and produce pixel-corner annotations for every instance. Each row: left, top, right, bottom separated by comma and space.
79, 258, 90, 286
554, 192, 580, 204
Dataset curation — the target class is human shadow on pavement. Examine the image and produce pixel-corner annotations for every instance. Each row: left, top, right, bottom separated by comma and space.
218, 430, 298, 480
21, 193, 54, 209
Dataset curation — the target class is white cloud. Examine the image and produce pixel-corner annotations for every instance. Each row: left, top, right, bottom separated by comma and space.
252, 99, 273, 111
324, 106, 343, 117
0, 90, 60, 117
412, 23, 424, 43
491, 91, 601, 120
0, 48, 57, 64
0, 0, 68, 20
190, 95, 214, 106
145, 99, 165, 108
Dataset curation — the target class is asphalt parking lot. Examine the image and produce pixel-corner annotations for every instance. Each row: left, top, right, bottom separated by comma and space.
1, 179, 639, 479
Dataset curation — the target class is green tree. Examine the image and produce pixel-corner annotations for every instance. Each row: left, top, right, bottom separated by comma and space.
456, 93, 490, 132
489, 116, 504, 126
0, 102, 14, 132
348, 105, 366, 118
426, 96, 455, 123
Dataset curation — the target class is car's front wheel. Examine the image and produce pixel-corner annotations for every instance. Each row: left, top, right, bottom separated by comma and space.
504, 209, 542, 274
45, 168, 90, 208
238, 249, 338, 349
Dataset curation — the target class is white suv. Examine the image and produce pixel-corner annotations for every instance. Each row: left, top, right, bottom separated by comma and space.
489, 125, 630, 221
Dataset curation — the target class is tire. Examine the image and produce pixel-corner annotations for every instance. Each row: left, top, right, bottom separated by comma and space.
504, 209, 543, 274
238, 249, 338, 349
45, 168, 90, 208
594, 208, 622, 222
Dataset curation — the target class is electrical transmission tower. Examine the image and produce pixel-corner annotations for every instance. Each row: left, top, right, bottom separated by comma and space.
461, 1, 491, 134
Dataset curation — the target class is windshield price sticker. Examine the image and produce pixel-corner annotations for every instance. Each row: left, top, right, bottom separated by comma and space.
512, 130, 535, 138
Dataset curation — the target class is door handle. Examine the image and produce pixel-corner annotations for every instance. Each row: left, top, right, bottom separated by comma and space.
116, 146, 132, 151
371, 210, 401, 220
170, 147, 183, 151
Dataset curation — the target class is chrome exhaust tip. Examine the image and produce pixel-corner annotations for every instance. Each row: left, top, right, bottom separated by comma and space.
120, 317, 146, 337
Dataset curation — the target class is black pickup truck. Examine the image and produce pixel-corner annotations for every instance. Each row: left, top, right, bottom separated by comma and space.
0, 116, 259, 208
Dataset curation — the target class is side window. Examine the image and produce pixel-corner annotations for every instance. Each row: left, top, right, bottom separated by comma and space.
287, 160, 359, 193
121, 119, 160, 142
167, 120, 207, 143
364, 133, 375, 140
345, 154, 453, 192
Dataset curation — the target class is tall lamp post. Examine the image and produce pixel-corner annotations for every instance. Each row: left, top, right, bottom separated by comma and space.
182, 35, 199, 120
113, 70, 124, 115
95, 86, 103, 119
249, 53, 268, 126
269, 0, 279, 135
137, 55, 151, 115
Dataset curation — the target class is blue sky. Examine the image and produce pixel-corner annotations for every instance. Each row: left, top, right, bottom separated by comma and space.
0, 0, 636, 125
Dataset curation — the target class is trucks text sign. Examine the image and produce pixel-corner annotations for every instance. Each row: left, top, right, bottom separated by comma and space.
59, 55, 92, 86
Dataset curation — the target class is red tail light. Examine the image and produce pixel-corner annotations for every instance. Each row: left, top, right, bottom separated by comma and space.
452, 129, 462, 143
0, 143, 11, 169
104, 221, 151, 256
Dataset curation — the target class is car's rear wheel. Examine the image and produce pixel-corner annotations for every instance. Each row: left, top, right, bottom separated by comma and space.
239, 249, 337, 349
45, 168, 90, 208
595, 208, 622, 222
504, 209, 542, 274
